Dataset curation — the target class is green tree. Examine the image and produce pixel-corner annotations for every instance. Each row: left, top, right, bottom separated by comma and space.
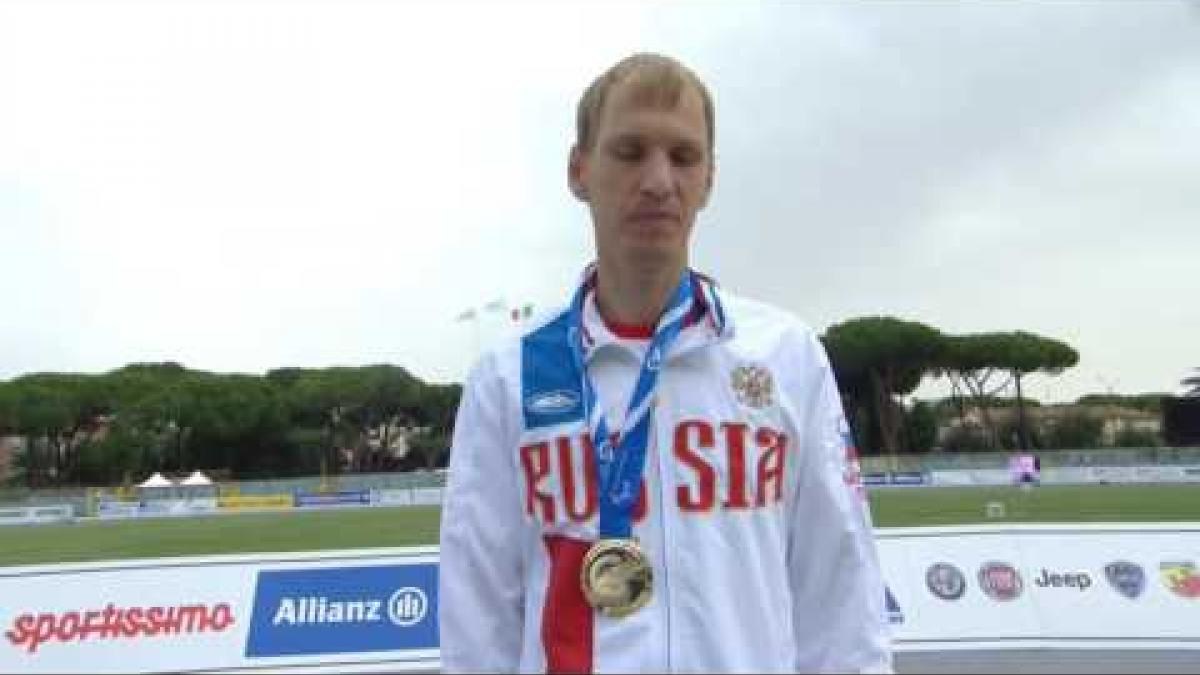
271, 367, 368, 475
935, 333, 1013, 450
107, 363, 198, 474
904, 400, 938, 453
185, 374, 292, 477
993, 331, 1078, 450
268, 365, 422, 474
1112, 428, 1161, 448
0, 382, 16, 433
353, 365, 422, 472
1043, 410, 1104, 449
6, 373, 114, 485
5, 359, 457, 484
824, 317, 944, 455
1075, 393, 1167, 413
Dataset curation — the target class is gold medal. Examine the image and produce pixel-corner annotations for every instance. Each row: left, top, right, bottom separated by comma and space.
580, 538, 653, 618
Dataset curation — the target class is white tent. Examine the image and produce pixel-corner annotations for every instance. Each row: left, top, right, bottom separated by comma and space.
180, 471, 213, 486
137, 472, 175, 488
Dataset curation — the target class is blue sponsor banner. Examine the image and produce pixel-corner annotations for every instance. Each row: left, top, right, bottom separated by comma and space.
863, 472, 928, 487
294, 490, 372, 507
245, 563, 438, 658
890, 471, 928, 486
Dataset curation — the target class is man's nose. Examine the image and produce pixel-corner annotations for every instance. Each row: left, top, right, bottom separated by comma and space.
638, 150, 673, 199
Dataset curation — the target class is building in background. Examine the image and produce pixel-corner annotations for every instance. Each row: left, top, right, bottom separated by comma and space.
0, 435, 22, 482
936, 403, 1163, 450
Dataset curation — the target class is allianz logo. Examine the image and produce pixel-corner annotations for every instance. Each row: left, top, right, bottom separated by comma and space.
1034, 568, 1092, 591
272, 587, 428, 627
525, 389, 580, 415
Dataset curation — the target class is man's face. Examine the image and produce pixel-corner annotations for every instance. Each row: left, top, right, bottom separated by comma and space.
570, 78, 713, 271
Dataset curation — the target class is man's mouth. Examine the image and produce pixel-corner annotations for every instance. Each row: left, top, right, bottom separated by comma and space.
627, 210, 679, 225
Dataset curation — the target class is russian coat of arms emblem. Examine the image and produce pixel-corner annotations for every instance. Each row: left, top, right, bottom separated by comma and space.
731, 364, 774, 409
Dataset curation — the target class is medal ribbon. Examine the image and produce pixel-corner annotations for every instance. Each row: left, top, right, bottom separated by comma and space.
567, 265, 694, 539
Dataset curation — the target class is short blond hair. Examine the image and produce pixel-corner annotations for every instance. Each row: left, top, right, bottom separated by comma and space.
575, 53, 715, 153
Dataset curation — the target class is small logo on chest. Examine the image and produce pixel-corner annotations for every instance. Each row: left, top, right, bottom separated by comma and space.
731, 364, 774, 409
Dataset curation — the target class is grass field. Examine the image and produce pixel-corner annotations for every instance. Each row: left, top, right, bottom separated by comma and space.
1, 484, 1197, 568
866, 483, 1200, 527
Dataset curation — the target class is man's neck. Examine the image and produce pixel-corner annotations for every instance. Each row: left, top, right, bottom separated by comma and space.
594, 257, 687, 329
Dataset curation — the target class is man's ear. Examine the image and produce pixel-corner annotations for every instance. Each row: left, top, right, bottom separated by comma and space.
568, 145, 588, 201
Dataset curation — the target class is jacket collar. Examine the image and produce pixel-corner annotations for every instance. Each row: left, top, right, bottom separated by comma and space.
576, 269, 735, 364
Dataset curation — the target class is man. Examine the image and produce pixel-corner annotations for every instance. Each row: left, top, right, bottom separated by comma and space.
439, 53, 893, 673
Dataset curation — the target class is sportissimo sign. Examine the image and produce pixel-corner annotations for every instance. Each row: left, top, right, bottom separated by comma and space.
0, 548, 440, 674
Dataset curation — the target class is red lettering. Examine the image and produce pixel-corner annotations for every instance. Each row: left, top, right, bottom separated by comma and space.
173, 606, 204, 632
31, 614, 54, 653
558, 435, 598, 523
721, 422, 752, 509
674, 420, 716, 512
4, 604, 235, 653
161, 607, 181, 635
82, 610, 103, 639
211, 603, 235, 631
755, 428, 788, 507
121, 607, 141, 637
101, 604, 120, 639
3, 614, 34, 651
520, 441, 556, 522
56, 612, 80, 642
144, 607, 163, 636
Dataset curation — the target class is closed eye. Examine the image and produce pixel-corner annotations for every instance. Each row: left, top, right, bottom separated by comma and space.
671, 145, 703, 167
611, 140, 643, 162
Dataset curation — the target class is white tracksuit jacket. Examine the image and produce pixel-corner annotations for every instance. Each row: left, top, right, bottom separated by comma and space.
439, 282, 893, 673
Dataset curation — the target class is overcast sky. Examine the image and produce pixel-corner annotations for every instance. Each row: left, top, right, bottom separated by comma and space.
2, 1, 1197, 403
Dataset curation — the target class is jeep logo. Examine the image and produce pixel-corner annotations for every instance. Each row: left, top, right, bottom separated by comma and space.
1034, 568, 1092, 591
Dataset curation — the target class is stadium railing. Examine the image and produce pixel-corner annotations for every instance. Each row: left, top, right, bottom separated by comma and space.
0, 470, 448, 516
3, 447, 1197, 515
860, 446, 1200, 474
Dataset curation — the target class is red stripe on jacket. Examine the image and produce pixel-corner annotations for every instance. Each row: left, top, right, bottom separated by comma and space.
541, 534, 595, 673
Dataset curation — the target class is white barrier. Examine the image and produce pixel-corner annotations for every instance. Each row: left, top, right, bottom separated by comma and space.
142, 498, 219, 515
930, 470, 1012, 486
878, 523, 1200, 650
411, 487, 444, 506
0, 505, 74, 527
930, 465, 1200, 487
1043, 465, 1200, 485
374, 488, 444, 507
96, 499, 218, 520
96, 502, 141, 519
0, 548, 440, 674
2, 524, 1198, 673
